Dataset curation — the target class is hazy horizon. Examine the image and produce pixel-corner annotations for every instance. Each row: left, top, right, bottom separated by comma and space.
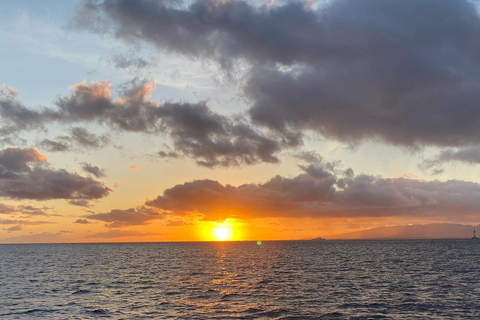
1, 222, 479, 243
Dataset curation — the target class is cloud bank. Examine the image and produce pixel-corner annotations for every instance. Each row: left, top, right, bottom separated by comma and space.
0, 148, 111, 201
73, 0, 480, 151
86, 153, 480, 225
1, 81, 297, 167
147, 171, 480, 221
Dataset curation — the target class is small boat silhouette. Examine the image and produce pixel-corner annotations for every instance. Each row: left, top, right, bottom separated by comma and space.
473, 230, 478, 240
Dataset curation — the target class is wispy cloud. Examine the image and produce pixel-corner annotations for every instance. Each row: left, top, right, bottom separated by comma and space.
86, 230, 160, 238
85, 206, 164, 228
1, 232, 68, 243
81, 162, 106, 178
4, 225, 22, 232
0, 219, 55, 225
74, 218, 91, 224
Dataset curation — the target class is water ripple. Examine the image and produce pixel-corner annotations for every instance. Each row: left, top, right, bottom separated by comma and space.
1, 240, 480, 319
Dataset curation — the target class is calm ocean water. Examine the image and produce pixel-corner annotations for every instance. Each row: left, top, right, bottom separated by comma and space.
1, 240, 480, 319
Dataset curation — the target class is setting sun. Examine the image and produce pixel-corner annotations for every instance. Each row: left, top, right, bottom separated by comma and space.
210, 220, 234, 241
213, 227, 231, 241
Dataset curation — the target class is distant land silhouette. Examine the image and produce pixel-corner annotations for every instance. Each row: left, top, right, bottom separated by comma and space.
328, 223, 479, 239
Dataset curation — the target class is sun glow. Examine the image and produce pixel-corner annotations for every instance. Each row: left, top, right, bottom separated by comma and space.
210, 220, 234, 241
213, 227, 231, 241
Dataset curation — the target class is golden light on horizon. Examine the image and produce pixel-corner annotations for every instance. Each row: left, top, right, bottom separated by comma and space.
213, 227, 231, 241
209, 219, 235, 241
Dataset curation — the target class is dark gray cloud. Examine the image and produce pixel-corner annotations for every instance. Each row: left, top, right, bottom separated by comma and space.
0, 203, 18, 214
144, 153, 480, 220
0, 203, 52, 216
4, 225, 22, 232
422, 146, 480, 171
336, 175, 480, 208
73, 0, 480, 149
0, 136, 27, 148
1, 81, 296, 167
81, 162, 106, 178
72, 0, 326, 66
157, 150, 180, 159
0, 147, 47, 174
0, 148, 111, 201
21, 209, 49, 216
0, 86, 60, 134
85, 206, 164, 228
40, 139, 70, 152
74, 218, 91, 224
69, 200, 92, 207
146, 172, 337, 221
40, 127, 109, 152
55, 81, 114, 121
0, 167, 111, 200
157, 103, 292, 167
431, 168, 445, 176
86, 230, 159, 238
111, 55, 149, 69
295, 151, 340, 180
68, 127, 110, 149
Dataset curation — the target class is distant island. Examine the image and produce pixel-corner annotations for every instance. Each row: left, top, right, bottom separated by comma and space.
311, 237, 326, 241
328, 223, 480, 239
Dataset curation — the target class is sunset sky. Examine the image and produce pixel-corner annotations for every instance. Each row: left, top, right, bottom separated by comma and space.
2, 0, 480, 242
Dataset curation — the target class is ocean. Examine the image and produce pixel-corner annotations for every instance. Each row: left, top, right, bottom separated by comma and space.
1, 240, 479, 319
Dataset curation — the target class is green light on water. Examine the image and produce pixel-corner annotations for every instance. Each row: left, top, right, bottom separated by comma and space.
257, 240, 262, 245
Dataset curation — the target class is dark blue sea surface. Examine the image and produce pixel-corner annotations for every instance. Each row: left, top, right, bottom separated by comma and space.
1, 240, 480, 319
